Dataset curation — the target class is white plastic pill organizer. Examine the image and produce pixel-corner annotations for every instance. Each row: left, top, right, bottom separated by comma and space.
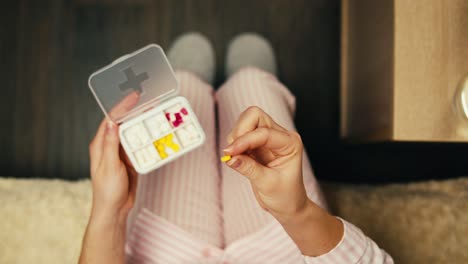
119, 96, 205, 174
88, 44, 206, 174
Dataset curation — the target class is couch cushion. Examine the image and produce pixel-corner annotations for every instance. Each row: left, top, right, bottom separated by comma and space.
323, 178, 468, 263
0, 177, 467, 264
0, 179, 91, 264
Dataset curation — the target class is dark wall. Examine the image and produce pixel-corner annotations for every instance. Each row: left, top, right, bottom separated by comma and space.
1, 0, 468, 182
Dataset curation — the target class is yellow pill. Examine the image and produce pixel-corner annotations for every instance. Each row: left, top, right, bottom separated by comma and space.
220, 155, 232, 162
167, 143, 180, 152
156, 144, 165, 150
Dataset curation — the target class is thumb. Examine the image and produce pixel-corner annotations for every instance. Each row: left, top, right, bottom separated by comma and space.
102, 121, 121, 168
227, 154, 270, 188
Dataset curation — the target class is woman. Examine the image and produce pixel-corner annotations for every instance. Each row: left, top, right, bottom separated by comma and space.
79, 33, 393, 263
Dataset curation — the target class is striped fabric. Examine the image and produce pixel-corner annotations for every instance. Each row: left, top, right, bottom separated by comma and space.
125, 68, 393, 264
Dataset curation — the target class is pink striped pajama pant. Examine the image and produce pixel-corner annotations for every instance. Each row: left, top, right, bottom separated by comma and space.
125, 67, 392, 263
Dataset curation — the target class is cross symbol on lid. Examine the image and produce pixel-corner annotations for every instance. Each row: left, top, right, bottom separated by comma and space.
119, 67, 149, 94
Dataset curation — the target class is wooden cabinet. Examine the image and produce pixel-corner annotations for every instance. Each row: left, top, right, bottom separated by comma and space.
341, 0, 468, 142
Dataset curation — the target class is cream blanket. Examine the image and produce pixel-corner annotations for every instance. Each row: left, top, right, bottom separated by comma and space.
1, 177, 467, 264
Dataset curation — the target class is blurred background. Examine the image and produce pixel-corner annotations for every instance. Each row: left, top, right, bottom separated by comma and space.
2, 0, 468, 183
2, 1, 468, 263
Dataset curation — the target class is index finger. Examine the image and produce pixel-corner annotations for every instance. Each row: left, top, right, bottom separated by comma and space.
225, 127, 297, 157
227, 106, 286, 144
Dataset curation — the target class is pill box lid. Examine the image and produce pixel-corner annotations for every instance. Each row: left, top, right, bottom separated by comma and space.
88, 44, 179, 124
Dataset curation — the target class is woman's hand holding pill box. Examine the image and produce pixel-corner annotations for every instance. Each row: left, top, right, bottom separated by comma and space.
89, 45, 206, 174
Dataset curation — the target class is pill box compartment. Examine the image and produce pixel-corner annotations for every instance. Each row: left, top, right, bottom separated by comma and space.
88, 44, 206, 174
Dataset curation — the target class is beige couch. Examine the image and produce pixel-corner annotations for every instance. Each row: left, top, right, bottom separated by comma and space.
1, 177, 467, 264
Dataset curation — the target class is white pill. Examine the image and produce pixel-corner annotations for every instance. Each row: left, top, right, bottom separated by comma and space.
161, 122, 171, 132
175, 125, 200, 147
156, 114, 167, 123
144, 145, 160, 162
144, 118, 162, 138
135, 150, 145, 168
186, 124, 199, 138
145, 114, 170, 139
137, 124, 149, 142
134, 146, 159, 169
125, 125, 146, 149
127, 133, 140, 147
176, 129, 190, 145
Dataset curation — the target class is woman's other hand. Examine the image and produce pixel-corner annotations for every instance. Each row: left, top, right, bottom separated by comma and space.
223, 106, 308, 222
223, 106, 343, 257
